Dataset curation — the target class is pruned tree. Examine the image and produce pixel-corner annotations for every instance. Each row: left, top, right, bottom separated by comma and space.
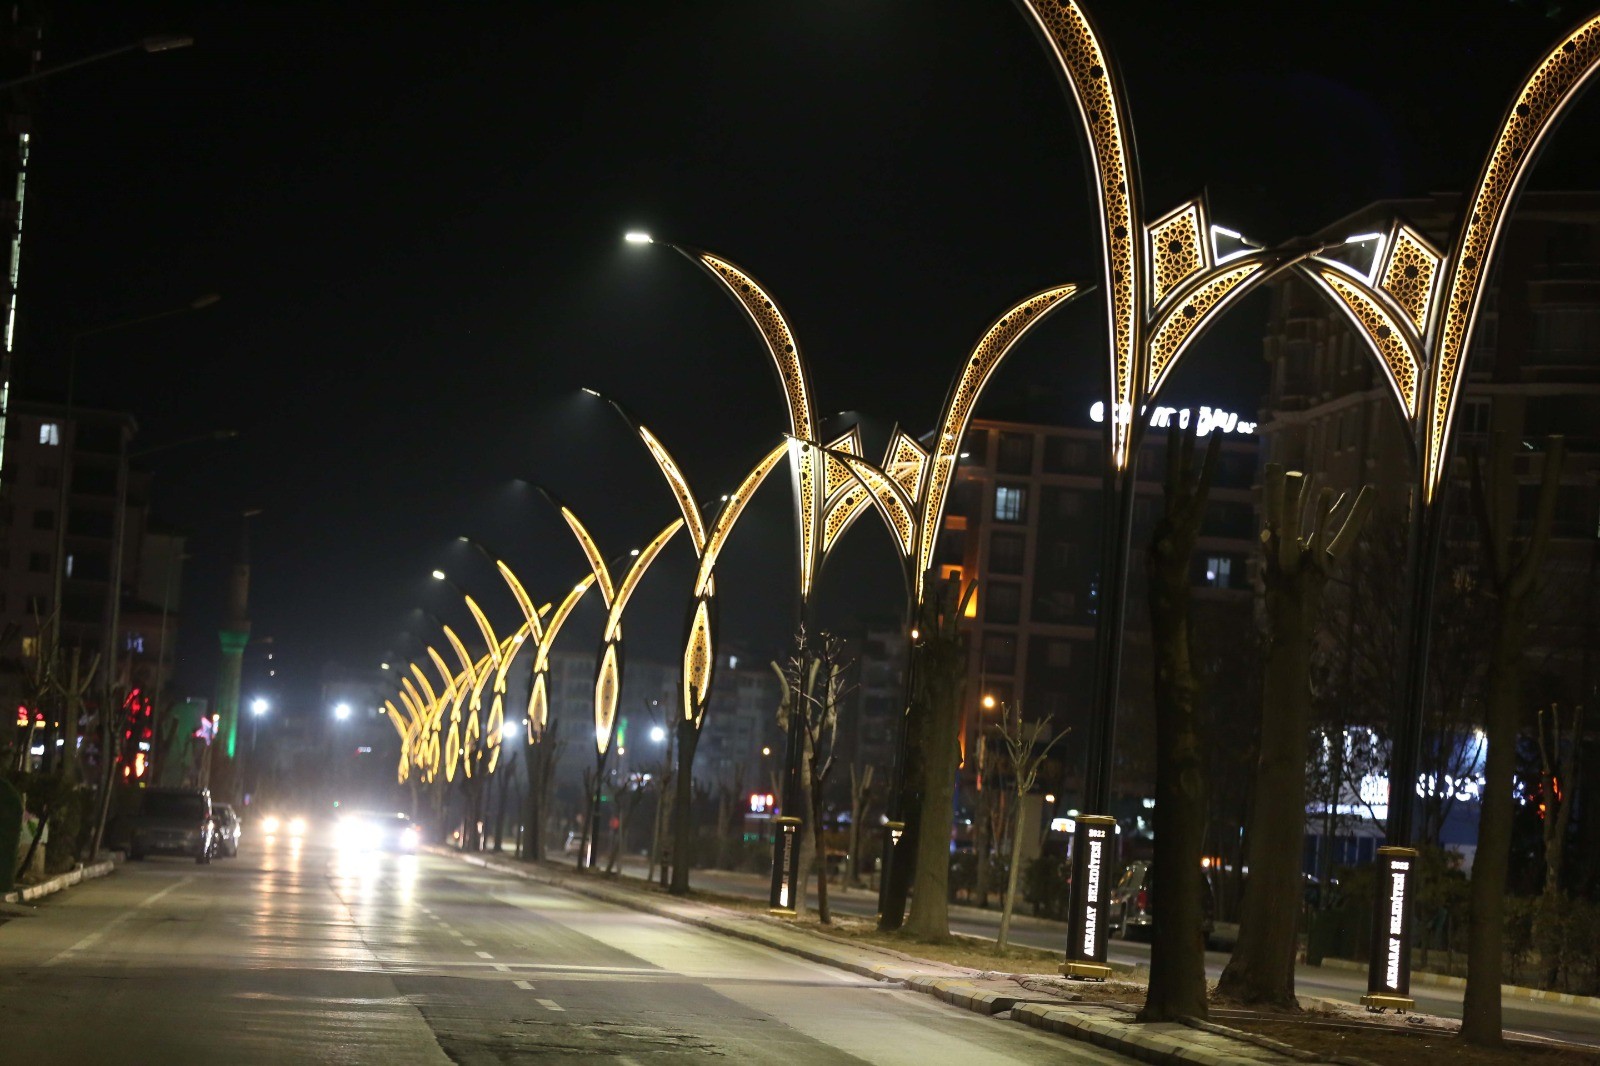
993, 702, 1066, 950
1141, 420, 1220, 1023
605, 771, 649, 875
1533, 700, 1582, 989
846, 763, 874, 889
902, 576, 975, 941
1219, 467, 1371, 1008
714, 763, 746, 872
1462, 433, 1565, 1047
520, 719, 564, 862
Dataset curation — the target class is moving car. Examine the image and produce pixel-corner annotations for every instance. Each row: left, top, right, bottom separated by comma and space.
212, 804, 242, 858
259, 813, 309, 838
334, 810, 421, 852
129, 788, 214, 864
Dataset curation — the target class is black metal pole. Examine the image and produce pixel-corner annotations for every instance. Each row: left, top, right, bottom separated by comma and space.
769, 613, 809, 913
1363, 490, 1444, 1010
1064, 433, 1139, 980
876, 572, 918, 930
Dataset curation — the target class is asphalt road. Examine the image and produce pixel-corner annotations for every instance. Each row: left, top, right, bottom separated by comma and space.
0, 838, 1139, 1065
609, 858, 1600, 1049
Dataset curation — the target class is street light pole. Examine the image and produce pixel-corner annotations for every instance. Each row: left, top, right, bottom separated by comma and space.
0, 34, 194, 91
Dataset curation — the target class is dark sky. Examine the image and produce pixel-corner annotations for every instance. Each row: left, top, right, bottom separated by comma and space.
13, 0, 1598, 716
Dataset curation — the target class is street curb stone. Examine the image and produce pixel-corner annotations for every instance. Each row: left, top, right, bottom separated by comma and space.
432, 848, 1313, 1065
1316, 955, 1600, 1011
2, 856, 118, 904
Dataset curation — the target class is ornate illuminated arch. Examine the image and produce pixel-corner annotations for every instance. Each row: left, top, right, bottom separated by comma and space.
1289, 13, 1600, 501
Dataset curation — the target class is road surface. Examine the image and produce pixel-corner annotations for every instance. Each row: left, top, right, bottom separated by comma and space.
0, 838, 1139, 1064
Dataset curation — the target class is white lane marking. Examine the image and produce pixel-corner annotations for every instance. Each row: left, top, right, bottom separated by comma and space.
474, 950, 493, 959
45, 876, 195, 967
536, 998, 564, 1012
492, 964, 511, 972
460, 939, 477, 946
513, 980, 534, 990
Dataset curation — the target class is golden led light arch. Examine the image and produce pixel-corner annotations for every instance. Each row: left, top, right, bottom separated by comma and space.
607, 395, 791, 728
664, 244, 826, 604
1293, 12, 1600, 502
1015, 1, 1325, 469
550, 498, 685, 755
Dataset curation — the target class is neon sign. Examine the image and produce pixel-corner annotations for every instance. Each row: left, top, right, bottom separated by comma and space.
1090, 401, 1256, 436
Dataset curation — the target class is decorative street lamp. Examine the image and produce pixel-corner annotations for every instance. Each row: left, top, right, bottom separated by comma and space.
1276, 13, 1600, 1012
1012, 0, 1335, 981
590, 389, 794, 893
536, 486, 683, 869
817, 281, 1085, 930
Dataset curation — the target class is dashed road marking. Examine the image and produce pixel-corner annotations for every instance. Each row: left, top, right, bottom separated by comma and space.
492, 964, 511, 972
475, 951, 493, 959
45, 876, 195, 968
513, 980, 534, 990
536, 998, 564, 1012
460, 939, 477, 946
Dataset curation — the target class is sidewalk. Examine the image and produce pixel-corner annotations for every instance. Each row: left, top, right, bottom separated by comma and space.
2, 855, 119, 905
434, 847, 1359, 1066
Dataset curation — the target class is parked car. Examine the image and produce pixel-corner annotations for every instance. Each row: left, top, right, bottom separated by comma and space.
1106, 860, 1216, 942
129, 788, 214, 864
212, 804, 242, 858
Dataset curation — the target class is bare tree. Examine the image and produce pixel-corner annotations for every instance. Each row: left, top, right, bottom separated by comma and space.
1219, 468, 1371, 1008
992, 702, 1066, 951
1462, 434, 1565, 1047
1533, 700, 1582, 988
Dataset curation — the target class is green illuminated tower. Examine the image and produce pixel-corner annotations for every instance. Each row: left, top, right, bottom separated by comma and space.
214, 522, 252, 765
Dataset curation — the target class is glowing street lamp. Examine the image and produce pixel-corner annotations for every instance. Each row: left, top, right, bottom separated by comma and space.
1013, 0, 1337, 982
334, 703, 352, 721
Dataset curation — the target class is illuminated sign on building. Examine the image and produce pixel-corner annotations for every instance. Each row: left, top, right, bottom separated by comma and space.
1090, 401, 1256, 436
748, 792, 776, 815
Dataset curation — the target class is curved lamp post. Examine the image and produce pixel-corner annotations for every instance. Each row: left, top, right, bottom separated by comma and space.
1279, 12, 1600, 1011
590, 391, 791, 892
1012, 0, 1338, 980
628, 234, 895, 912
535, 486, 684, 869
817, 281, 1086, 929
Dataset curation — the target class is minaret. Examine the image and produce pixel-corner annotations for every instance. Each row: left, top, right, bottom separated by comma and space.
214, 515, 253, 765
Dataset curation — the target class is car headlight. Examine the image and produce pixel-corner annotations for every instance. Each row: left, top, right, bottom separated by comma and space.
288, 817, 307, 837
261, 815, 280, 834
400, 826, 420, 850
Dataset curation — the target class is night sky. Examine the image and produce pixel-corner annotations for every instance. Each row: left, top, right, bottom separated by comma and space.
14, 1, 1598, 718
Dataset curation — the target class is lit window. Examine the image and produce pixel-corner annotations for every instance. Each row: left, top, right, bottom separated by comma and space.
39, 423, 60, 446
994, 486, 1026, 523
21, 635, 38, 658
1204, 556, 1233, 589
65, 554, 74, 578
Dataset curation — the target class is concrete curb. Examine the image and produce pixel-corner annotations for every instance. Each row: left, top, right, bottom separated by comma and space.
2, 856, 118, 904
432, 848, 1313, 1065
1316, 955, 1600, 1011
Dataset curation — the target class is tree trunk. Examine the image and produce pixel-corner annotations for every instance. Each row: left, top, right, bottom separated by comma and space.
998, 795, 1027, 950
1219, 584, 1316, 1007
1140, 425, 1219, 1023
669, 720, 701, 894
1461, 434, 1564, 1047
903, 680, 959, 939
1461, 618, 1521, 1044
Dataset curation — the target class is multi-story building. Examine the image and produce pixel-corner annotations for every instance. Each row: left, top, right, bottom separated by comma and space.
0, 402, 178, 781
942, 411, 1261, 813
1258, 190, 1600, 869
